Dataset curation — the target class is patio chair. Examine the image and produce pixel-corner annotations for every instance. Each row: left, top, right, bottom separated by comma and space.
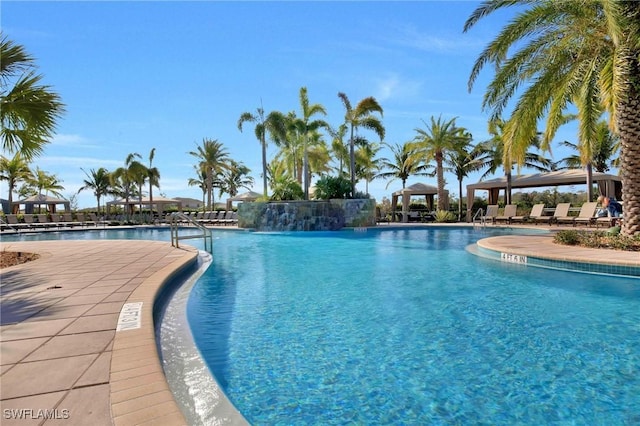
483, 205, 499, 224
5, 214, 28, 230
573, 202, 598, 227
34, 214, 53, 228
494, 204, 517, 224
551, 203, 574, 226
510, 203, 544, 224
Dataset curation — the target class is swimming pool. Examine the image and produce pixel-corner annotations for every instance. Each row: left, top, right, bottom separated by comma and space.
186, 227, 639, 425
4, 227, 639, 424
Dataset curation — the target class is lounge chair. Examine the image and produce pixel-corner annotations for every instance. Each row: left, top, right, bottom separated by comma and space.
552, 203, 574, 226
573, 202, 598, 227
50, 213, 64, 228
34, 214, 52, 228
219, 211, 234, 226
483, 205, 499, 224
494, 204, 518, 224
510, 203, 544, 223
23, 214, 38, 229
5, 214, 28, 230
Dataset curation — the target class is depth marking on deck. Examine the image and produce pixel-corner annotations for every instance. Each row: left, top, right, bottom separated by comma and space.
116, 302, 143, 331
501, 252, 528, 264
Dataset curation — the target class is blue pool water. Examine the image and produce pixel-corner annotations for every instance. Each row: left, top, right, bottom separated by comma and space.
5, 227, 639, 424
186, 228, 640, 425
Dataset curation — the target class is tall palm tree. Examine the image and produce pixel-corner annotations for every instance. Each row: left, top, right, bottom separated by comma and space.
474, 119, 551, 204
559, 120, 619, 173
412, 116, 467, 211
338, 92, 385, 197
443, 130, 483, 221
328, 124, 349, 177
147, 148, 160, 214
355, 139, 382, 196
78, 167, 110, 215
0, 153, 32, 210
219, 160, 254, 198
464, 0, 640, 235
297, 87, 329, 200
111, 153, 144, 217
188, 138, 230, 210
30, 167, 64, 212
187, 165, 208, 210
0, 34, 65, 160
238, 104, 286, 198
376, 142, 433, 189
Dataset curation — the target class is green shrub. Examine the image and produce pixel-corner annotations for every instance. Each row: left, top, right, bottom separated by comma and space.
314, 176, 352, 200
434, 210, 456, 223
554, 229, 640, 251
553, 230, 582, 245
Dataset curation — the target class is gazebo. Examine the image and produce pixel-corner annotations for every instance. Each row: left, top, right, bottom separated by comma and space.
13, 194, 70, 214
391, 183, 449, 223
465, 170, 623, 221
226, 191, 262, 211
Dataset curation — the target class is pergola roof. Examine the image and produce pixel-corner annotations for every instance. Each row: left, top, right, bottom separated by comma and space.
391, 183, 449, 222
226, 191, 262, 210
13, 194, 70, 214
465, 170, 622, 220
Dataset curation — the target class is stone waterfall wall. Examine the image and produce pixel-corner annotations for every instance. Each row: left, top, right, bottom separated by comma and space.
237, 199, 376, 231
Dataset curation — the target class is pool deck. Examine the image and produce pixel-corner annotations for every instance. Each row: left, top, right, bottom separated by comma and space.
0, 227, 638, 425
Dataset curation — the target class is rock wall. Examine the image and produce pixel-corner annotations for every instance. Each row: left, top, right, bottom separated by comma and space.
237, 199, 376, 231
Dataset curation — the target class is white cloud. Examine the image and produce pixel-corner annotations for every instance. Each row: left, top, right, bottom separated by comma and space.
36, 156, 122, 168
51, 134, 97, 148
373, 74, 423, 102
391, 25, 485, 54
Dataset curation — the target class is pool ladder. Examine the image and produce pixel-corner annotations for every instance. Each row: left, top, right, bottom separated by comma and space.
473, 208, 486, 228
169, 212, 213, 253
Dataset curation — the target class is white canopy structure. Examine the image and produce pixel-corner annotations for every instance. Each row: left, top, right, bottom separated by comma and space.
465, 170, 622, 221
13, 194, 70, 214
226, 191, 262, 211
106, 196, 183, 215
391, 183, 449, 223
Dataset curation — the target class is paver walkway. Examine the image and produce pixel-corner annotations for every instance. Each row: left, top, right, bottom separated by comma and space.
0, 240, 197, 426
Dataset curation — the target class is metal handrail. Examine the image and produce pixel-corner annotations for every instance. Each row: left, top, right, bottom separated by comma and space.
472, 208, 485, 227
0, 216, 19, 233
169, 212, 213, 253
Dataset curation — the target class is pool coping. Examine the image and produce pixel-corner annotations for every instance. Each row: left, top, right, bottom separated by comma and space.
1, 230, 638, 425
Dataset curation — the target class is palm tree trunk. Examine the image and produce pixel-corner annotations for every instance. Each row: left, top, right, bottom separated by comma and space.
458, 178, 463, 221
349, 125, 356, 198
436, 153, 446, 211
505, 170, 512, 205
206, 170, 212, 211
585, 163, 593, 201
261, 136, 268, 198
303, 135, 309, 200
617, 77, 640, 236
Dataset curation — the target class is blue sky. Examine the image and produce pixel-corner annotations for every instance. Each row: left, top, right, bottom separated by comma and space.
2, 1, 580, 208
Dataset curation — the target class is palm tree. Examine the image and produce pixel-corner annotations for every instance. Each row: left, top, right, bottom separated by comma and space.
559, 121, 619, 173
187, 165, 208, 210
111, 153, 144, 217
0, 153, 32, 210
0, 34, 65, 160
188, 138, 230, 210
464, 0, 640, 235
412, 116, 467, 211
78, 167, 110, 215
338, 92, 385, 197
238, 104, 286, 198
328, 124, 349, 177
147, 148, 160, 214
443, 131, 483, 221
219, 160, 254, 198
474, 119, 551, 204
30, 167, 64, 212
297, 87, 329, 200
355, 139, 383, 196
376, 142, 433, 189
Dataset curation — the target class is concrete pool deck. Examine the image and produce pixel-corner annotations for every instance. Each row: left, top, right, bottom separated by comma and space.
0, 230, 638, 425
